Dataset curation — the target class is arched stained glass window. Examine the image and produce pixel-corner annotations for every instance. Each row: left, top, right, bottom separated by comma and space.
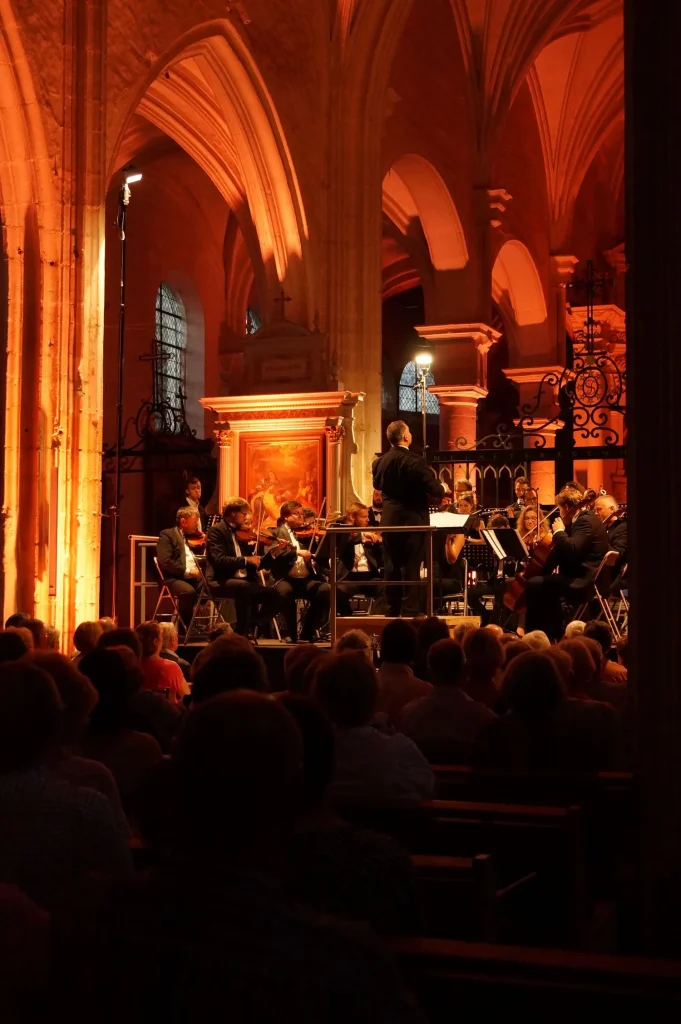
398, 360, 439, 414
154, 283, 187, 431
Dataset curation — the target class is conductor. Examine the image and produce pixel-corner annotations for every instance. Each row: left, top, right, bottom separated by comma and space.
372, 420, 445, 617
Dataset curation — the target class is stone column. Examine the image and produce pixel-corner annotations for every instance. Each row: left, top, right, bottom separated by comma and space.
549, 255, 579, 362
415, 322, 501, 450
428, 386, 488, 450
627, 0, 681, 951
503, 367, 564, 504
325, 421, 345, 520
213, 425, 235, 512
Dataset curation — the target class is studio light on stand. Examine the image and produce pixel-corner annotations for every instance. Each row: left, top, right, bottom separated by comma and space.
414, 347, 434, 452
110, 165, 142, 621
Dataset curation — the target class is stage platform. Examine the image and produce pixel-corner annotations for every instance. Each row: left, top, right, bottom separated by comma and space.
177, 614, 481, 689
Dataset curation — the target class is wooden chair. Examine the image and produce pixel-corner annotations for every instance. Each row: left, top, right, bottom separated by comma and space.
152, 557, 185, 631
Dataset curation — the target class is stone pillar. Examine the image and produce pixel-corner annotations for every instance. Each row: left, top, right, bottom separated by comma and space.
213, 425, 236, 512
549, 255, 579, 362
627, 0, 681, 951
415, 323, 501, 450
428, 386, 488, 450
325, 422, 345, 520
504, 367, 564, 504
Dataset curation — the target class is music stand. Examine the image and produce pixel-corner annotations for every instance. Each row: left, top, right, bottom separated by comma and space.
483, 528, 529, 565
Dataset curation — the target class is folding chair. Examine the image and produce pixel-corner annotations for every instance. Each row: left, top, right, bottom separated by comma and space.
570, 549, 620, 626
184, 565, 225, 643
153, 557, 185, 631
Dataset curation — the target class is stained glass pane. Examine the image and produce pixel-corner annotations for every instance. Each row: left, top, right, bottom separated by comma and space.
398, 361, 439, 414
154, 283, 187, 432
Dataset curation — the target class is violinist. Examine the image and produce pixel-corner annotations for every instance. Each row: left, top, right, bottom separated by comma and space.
320, 502, 384, 616
524, 484, 608, 641
156, 507, 205, 626
268, 500, 331, 643
594, 495, 627, 571
516, 504, 551, 552
205, 497, 287, 637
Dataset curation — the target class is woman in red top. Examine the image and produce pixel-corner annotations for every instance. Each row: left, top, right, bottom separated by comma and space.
135, 621, 189, 704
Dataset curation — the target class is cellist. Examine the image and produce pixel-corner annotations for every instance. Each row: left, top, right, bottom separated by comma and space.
506, 485, 608, 642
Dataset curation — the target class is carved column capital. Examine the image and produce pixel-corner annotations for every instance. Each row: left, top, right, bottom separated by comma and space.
213, 423, 234, 448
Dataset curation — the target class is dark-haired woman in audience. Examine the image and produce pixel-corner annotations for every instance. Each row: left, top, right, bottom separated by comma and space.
79, 648, 163, 812
461, 627, 505, 710
279, 694, 423, 935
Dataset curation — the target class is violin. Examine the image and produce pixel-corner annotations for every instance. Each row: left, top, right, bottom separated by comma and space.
186, 531, 206, 554
294, 526, 326, 540
503, 489, 598, 612
236, 527, 278, 546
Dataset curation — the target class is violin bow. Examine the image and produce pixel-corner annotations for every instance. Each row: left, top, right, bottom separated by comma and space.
310, 496, 327, 556
255, 502, 266, 556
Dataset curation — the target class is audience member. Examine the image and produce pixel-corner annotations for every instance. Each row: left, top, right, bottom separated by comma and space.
314, 652, 434, 802
485, 624, 504, 639
0, 628, 30, 663
577, 633, 628, 713
279, 694, 422, 935
54, 691, 423, 1023
545, 646, 573, 690
72, 621, 103, 665
97, 617, 116, 633
7, 626, 35, 651
191, 634, 269, 704
97, 627, 142, 658
564, 620, 586, 639
5, 612, 30, 629
523, 629, 551, 651
208, 621, 234, 642
584, 621, 628, 684
462, 627, 504, 709
414, 616, 450, 680
453, 621, 476, 645
502, 639, 531, 665
31, 651, 128, 831
135, 622, 189, 704
282, 643, 327, 694
401, 638, 496, 763
474, 652, 622, 772
376, 620, 431, 725
559, 639, 599, 699
23, 618, 49, 650
0, 659, 132, 910
158, 622, 191, 681
335, 628, 374, 662
79, 649, 163, 809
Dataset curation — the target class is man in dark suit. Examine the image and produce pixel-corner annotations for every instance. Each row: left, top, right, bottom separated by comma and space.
267, 500, 331, 642
525, 485, 609, 641
318, 502, 384, 616
372, 420, 445, 617
205, 497, 285, 637
157, 507, 205, 626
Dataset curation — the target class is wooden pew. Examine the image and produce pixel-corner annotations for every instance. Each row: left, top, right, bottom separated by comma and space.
410, 853, 538, 944
335, 798, 588, 947
390, 937, 681, 1019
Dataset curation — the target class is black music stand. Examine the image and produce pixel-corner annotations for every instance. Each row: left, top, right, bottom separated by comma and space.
483, 528, 529, 563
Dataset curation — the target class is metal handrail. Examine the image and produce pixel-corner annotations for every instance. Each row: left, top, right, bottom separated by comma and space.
327, 525, 437, 644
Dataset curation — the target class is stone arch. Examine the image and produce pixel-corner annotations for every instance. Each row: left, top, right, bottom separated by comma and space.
111, 20, 312, 325
492, 239, 549, 363
383, 154, 469, 271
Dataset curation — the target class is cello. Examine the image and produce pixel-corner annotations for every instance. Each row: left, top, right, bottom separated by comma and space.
503, 489, 597, 613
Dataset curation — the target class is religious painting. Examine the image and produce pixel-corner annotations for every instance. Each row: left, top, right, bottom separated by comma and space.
241, 434, 324, 530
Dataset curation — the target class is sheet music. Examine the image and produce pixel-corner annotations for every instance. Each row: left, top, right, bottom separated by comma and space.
430, 512, 470, 528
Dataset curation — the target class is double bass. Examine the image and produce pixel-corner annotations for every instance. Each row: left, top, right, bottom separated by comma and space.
503, 489, 597, 612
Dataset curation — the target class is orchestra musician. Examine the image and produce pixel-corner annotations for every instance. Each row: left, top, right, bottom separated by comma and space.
372, 420, 445, 617
516, 504, 551, 551
506, 476, 530, 520
156, 507, 205, 626
524, 484, 609, 641
205, 497, 286, 637
594, 494, 627, 569
368, 489, 383, 527
183, 474, 207, 533
321, 502, 384, 616
268, 500, 331, 643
